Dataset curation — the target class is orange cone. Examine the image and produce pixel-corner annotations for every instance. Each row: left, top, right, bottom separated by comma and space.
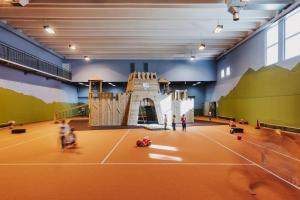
255, 120, 261, 129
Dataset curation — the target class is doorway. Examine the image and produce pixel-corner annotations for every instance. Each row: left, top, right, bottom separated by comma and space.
138, 98, 158, 124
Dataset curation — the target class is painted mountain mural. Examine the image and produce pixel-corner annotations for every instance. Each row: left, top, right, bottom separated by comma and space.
0, 87, 74, 124
218, 63, 300, 128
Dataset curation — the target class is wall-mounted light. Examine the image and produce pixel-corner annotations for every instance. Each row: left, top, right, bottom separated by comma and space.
79, 82, 89, 87
214, 24, 223, 34
190, 55, 196, 61
84, 56, 90, 61
198, 43, 206, 51
68, 44, 76, 50
43, 25, 55, 34
192, 81, 202, 86
108, 82, 116, 87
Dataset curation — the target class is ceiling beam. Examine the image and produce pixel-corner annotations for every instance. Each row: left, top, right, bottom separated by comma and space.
0, 7, 276, 20
22, 29, 249, 37
8, 21, 259, 31
36, 38, 239, 44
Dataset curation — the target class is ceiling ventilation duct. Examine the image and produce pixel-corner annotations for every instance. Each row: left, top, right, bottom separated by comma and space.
11, 0, 29, 7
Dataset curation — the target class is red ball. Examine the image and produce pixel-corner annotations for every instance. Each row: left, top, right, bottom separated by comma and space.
237, 136, 242, 140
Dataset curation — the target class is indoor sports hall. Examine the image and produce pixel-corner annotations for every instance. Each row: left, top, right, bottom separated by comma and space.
0, 1, 299, 200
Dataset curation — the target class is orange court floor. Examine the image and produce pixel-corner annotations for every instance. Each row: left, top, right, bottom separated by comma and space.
0, 119, 299, 200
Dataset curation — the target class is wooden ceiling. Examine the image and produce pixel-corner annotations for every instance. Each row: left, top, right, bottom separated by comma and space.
0, 0, 294, 60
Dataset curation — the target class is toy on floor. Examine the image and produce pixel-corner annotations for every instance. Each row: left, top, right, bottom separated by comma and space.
237, 135, 242, 140
136, 136, 152, 147
11, 129, 26, 134
229, 120, 236, 127
275, 129, 282, 136
230, 127, 244, 134
239, 119, 249, 125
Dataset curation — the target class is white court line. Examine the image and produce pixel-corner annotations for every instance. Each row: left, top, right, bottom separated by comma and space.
0, 163, 101, 166
100, 129, 131, 164
0, 133, 53, 151
103, 162, 254, 166
230, 133, 300, 162
212, 127, 300, 162
199, 132, 300, 191
0, 162, 254, 166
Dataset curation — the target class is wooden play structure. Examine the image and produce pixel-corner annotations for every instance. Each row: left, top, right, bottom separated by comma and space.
88, 72, 194, 126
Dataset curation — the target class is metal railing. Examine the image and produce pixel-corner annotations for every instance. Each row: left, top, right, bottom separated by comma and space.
54, 104, 89, 121
0, 42, 71, 80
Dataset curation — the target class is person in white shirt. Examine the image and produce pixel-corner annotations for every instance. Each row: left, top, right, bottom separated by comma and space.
208, 111, 212, 121
59, 120, 69, 151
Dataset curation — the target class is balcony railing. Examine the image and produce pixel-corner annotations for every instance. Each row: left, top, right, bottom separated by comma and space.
0, 42, 71, 80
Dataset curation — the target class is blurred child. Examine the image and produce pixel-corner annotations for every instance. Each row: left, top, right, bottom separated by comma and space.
208, 111, 212, 121
172, 115, 176, 131
67, 128, 77, 146
59, 120, 69, 151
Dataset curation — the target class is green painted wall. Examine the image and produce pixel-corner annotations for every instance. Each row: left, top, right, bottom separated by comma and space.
0, 87, 74, 124
218, 63, 300, 128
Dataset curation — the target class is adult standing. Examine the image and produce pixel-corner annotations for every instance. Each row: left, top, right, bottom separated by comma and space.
164, 114, 168, 130
172, 115, 176, 131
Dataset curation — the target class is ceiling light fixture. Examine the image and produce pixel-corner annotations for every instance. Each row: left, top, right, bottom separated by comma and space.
84, 56, 90, 61
198, 43, 206, 51
68, 44, 76, 50
214, 24, 223, 34
43, 25, 55, 34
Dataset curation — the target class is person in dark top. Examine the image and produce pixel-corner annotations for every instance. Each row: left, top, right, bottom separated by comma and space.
181, 114, 187, 132
172, 115, 176, 131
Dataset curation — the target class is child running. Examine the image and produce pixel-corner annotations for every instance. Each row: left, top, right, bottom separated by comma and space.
59, 120, 69, 152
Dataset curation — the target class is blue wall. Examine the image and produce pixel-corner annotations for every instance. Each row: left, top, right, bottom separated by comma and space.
0, 64, 78, 104
0, 22, 78, 104
0, 22, 64, 66
67, 59, 217, 82
169, 83, 207, 110
78, 84, 125, 104
208, 18, 300, 102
